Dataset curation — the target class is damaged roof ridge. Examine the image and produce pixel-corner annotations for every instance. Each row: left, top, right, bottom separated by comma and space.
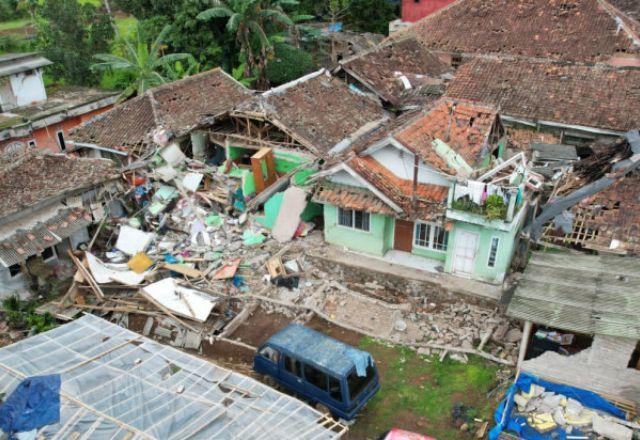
262, 68, 327, 98
339, 35, 422, 66
598, 0, 640, 45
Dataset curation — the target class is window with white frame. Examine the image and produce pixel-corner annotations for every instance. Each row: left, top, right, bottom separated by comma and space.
41, 246, 57, 262
487, 237, 500, 268
338, 207, 370, 232
414, 222, 448, 251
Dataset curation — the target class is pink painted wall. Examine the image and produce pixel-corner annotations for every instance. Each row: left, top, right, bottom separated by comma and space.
401, 0, 456, 22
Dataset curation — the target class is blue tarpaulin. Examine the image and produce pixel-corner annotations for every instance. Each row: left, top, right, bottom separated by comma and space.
489, 372, 625, 440
0, 375, 61, 435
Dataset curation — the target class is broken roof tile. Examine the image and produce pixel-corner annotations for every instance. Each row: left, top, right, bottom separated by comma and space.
233, 70, 388, 156
402, 0, 640, 63
0, 153, 116, 219
348, 155, 448, 220
72, 68, 251, 152
340, 37, 449, 106
394, 98, 498, 174
446, 57, 640, 132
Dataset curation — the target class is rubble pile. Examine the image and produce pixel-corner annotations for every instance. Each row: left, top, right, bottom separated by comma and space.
513, 385, 639, 439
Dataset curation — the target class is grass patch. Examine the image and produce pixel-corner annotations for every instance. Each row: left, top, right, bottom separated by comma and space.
347, 337, 500, 440
0, 18, 31, 32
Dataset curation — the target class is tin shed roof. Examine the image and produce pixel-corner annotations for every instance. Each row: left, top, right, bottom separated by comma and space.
507, 251, 640, 339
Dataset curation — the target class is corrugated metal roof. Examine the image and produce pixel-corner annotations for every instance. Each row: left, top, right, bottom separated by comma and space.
0, 53, 52, 77
0, 207, 91, 267
507, 251, 640, 339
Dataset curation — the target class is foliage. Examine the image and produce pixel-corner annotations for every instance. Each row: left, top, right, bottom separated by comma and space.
0, 33, 33, 53
0, 0, 24, 21
197, 0, 310, 87
451, 197, 483, 215
92, 24, 193, 98
485, 194, 507, 221
112, 0, 182, 20
344, 0, 398, 35
164, 0, 228, 70
264, 42, 315, 85
35, 0, 114, 86
1, 294, 55, 334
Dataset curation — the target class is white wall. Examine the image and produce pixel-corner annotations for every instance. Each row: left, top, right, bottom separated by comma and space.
371, 145, 451, 187
0, 266, 28, 297
327, 169, 367, 188
10, 69, 47, 108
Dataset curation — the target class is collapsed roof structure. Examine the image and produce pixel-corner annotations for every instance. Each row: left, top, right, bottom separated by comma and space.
338, 37, 450, 108
71, 68, 252, 156
401, 0, 640, 65
219, 69, 389, 157
0, 314, 346, 439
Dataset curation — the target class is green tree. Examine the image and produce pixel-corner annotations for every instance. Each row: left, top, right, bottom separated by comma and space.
326, 0, 350, 63
92, 25, 193, 98
345, 0, 398, 35
197, 0, 308, 87
265, 42, 315, 85
35, 0, 114, 86
113, 0, 182, 20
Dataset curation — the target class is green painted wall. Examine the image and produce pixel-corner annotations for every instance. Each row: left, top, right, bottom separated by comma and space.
323, 204, 392, 256
411, 241, 447, 262
443, 211, 525, 284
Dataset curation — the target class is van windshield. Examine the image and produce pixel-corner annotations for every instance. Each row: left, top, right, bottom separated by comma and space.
347, 364, 376, 402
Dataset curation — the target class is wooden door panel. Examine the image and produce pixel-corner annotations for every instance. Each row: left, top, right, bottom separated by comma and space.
394, 219, 414, 252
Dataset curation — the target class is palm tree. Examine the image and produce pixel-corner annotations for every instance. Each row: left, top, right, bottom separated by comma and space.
197, 0, 309, 87
92, 25, 194, 98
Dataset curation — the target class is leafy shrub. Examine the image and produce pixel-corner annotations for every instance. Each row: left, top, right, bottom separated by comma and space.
485, 194, 507, 221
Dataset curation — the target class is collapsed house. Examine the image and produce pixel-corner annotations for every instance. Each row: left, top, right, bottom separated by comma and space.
0, 53, 118, 154
445, 58, 640, 148
70, 68, 253, 160
337, 37, 451, 109
0, 152, 119, 294
531, 131, 640, 255
313, 97, 534, 284
0, 314, 346, 438
209, 69, 388, 203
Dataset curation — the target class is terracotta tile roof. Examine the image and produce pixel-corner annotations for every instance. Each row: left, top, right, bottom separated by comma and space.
340, 37, 449, 106
312, 181, 396, 215
403, 0, 640, 63
72, 68, 251, 152
71, 94, 156, 153
446, 57, 640, 132
348, 155, 448, 220
394, 98, 497, 174
150, 68, 252, 134
233, 70, 388, 156
0, 153, 116, 219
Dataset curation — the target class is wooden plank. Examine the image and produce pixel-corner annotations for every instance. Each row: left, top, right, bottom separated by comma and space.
164, 263, 203, 278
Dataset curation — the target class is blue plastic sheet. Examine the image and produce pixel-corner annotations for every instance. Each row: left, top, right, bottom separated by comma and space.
489, 372, 625, 440
345, 350, 372, 377
0, 375, 61, 435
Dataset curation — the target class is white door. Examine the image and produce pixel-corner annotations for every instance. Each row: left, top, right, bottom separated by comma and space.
453, 230, 479, 277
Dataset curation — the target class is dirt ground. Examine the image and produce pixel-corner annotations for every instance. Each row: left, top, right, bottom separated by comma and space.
230, 306, 293, 347
306, 315, 364, 346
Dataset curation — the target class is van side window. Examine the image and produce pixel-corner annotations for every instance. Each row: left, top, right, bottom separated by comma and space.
328, 376, 343, 402
304, 365, 328, 391
259, 346, 280, 364
284, 355, 302, 377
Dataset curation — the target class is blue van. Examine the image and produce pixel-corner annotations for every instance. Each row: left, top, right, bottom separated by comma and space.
253, 324, 380, 421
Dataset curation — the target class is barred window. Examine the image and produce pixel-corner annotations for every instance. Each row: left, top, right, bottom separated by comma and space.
487, 237, 500, 268
338, 208, 370, 232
